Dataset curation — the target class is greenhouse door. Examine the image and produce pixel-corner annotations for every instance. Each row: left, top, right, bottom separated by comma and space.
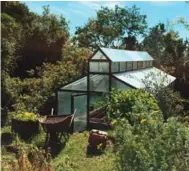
71, 94, 87, 132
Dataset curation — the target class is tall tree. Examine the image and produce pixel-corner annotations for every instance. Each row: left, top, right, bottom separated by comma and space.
74, 5, 147, 50
1, 13, 22, 123
142, 23, 189, 74
1, 13, 21, 75
15, 5, 69, 78
1, 2, 70, 78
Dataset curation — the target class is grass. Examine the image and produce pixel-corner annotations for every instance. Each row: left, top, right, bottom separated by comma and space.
53, 131, 116, 171
1, 128, 116, 171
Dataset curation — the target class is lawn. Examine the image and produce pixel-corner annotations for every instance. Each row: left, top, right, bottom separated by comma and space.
53, 131, 116, 171
1, 128, 116, 171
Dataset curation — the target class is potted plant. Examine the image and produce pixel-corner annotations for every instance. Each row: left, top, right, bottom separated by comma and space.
12, 112, 39, 138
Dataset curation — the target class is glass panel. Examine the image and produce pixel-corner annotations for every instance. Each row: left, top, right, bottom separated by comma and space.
138, 61, 143, 69
111, 77, 131, 90
90, 61, 109, 73
133, 62, 137, 70
89, 92, 109, 110
150, 60, 153, 67
62, 76, 87, 91
146, 61, 150, 67
73, 94, 87, 132
120, 62, 126, 72
89, 75, 109, 92
91, 51, 107, 60
58, 91, 72, 115
111, 62, 119, 72
99, 62, 109, 72
143, 61, 146, 68
90, 61, 99, 72
127, 62, 133, 70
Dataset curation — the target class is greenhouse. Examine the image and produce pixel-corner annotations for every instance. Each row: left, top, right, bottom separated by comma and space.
56, 47, 176, 132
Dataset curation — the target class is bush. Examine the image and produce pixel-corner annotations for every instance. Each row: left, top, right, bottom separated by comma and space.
13, 112, 38, 122
108, 89, 159, 125
115, 117, 189, 171
109, 89, 189, 171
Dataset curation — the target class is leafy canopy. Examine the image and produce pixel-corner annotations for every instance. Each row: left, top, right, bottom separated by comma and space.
74, 5, 147, 50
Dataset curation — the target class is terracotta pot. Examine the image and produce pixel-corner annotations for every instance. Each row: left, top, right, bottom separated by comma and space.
11, 119, 39, 138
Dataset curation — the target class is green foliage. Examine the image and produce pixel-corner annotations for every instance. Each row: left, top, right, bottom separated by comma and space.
1, 2, 70, 78
91, 94, 109, 109
11, 61, 79, 114
74, 5, 147, 50
142, 72, 184, 121
1, 13, 21, 74
108, 89, 159, 125
109, 89, 189, 171
1, 1, 32, 25
1, 126, 12, 135
141, 23, 189, 79
114, 116, 189, 171
2, 144, 53, 171
12, 112, 38, 122
173, 17, 189, 31
30, 127, 46, 148
62, 41, 92, 75
15, 5, 69, 77
1, 2, 72, 125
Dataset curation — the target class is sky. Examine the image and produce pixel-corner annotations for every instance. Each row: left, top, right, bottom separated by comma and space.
23, 1, 189, 39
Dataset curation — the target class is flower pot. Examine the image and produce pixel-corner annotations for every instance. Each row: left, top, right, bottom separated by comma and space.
11, 119, 39, 138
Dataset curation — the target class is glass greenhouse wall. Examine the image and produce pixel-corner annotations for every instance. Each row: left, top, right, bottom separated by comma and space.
72, 94, 87, 132
111, 77, 131, 90
89, 75, 109, 92
58, 91, 72, 114
57, 91, 87, 132
56, 47, 175, 132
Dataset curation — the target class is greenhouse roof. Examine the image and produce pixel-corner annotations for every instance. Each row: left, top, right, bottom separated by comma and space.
100, 47, 154, 62
60, 67, 176, 92
60, 75, 109, 92
60, 76, 87, 91
113, 67, 176, 89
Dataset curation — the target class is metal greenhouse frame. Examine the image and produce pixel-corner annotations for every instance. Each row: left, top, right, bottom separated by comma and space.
56, 47, 176, 132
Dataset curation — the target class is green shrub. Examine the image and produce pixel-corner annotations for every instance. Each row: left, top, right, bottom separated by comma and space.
108, 89, 159, 125
115, 117, 189, 171
109, 89, 189, 171
12, 112, 38, 122
30, 127, 46, 148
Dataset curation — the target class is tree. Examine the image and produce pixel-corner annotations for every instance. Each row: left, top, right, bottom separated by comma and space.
1, 1, 33, 25
62, 41, 92, 75
74, 5, 147, 50
1, 13, 22, 124
142, 23, 189, 78
170, 15, 189, 82
14, 5, 69, 78
1, 13, 22, 75
1, 2, 70, 78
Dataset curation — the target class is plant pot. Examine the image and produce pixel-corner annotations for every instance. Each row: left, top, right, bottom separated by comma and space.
11, 119, 39, 138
